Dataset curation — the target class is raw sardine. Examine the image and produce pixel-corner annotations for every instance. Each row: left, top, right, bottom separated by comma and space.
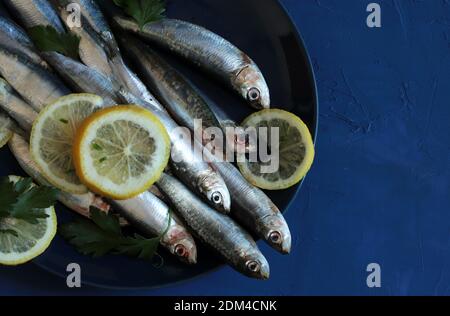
119, 36, 222, 136
0, 46, 70, 111
52, 3, 113, 77
111, 193, 197, 264
205, 151, 292, 254
112, 15, 270, 109
0, 14, 48, 68
3, 0, 65, 33
0, 78, 37, 132
52, 0, 155, 104
157, 173, 270, 279
42, 51, 118, 105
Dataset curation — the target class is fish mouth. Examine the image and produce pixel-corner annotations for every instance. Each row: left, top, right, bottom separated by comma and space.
254, 263, 270, 280
259, 266, 270, 280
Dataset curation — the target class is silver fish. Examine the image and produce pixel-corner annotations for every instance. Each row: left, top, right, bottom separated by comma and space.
109, 55, 157, 105
157, 173, 270, 279
3, 0, 65, 33
111, 193, 197, 264
54, 0, 117, 48
0, 14, 48, 68
51, 3, 113, 77
42, 51, 160, 113
113, 15, 270, 109
0, 46, 70, 111
42, 51, 118, 105
0, 110, 13, 133
42, 52, 231, 214
205, 151, 292, 254
40, 51, 159, 112
9, 132, 112, 220
52, 0, 155, 104
0, 78, 37, 133
118, 36, 222, 141
50, 0, 150, 103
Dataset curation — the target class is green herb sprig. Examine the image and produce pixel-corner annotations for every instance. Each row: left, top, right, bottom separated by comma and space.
0, 177, 59, 226
113, 0, 166, 30
60, 207, 171, 261
28, 25, 80, 60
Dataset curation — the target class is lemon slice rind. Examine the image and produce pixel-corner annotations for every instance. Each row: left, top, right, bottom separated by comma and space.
238, 109, 315, 190
0, 176, 57, 266
73, 105, 171, 200
30, 94, 103, 194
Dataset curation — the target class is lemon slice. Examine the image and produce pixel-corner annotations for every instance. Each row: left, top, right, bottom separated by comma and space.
0, 176, 57, 266
30, 94, 104, 194
237, 109, 315, 190
0, 113, 13, 149
73, 105, 170, 200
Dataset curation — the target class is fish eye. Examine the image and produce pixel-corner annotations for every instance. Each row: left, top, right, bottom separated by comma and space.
247, 88, 261, 102
175, 244, 187, 257
269, 231, 282, 244
211, 192, 223, 204
246, 260, 260, 273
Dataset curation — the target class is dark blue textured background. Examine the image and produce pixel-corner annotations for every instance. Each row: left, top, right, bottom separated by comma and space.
1, 0, 449, 295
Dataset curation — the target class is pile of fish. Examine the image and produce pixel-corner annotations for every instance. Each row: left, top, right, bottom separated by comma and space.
0, 0, 291, 280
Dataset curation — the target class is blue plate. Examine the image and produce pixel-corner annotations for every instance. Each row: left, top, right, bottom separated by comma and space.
0, 0, 318, 289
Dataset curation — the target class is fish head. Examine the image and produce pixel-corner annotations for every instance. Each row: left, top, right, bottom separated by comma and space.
235, 64, 270, 109
260, 213, 292, 254
241, 249, 270, 280
199, 171, 231, 213
164, 225, 198, 264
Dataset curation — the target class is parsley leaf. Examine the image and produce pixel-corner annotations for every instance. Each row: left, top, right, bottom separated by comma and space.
10, 186, 59, 224
59, 218, 121, 258
0, 178, 19, 218
28, 25, 80, 60
60, 208, 171, 261
0, 177, 59, 225
113, 0, 166, 30
115, 234, 161, 260
13, 178, 33, 195
90, 207, 122, 235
